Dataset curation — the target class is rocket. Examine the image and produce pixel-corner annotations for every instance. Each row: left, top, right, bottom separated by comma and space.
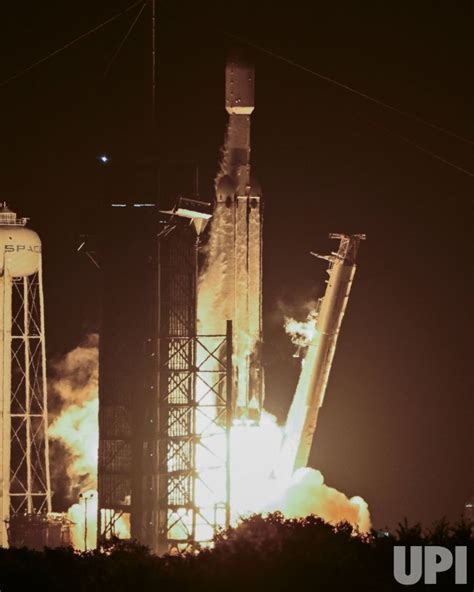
279, 234, 365, 477
214, 55, 264, 421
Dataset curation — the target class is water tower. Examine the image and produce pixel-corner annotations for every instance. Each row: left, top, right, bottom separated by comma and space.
0, 203, 51, 547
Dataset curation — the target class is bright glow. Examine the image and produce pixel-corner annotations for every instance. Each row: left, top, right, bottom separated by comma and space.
49, 332, 371, 551
230, 411, 284, 516
66, 490, 130, 551
99, 155, 109, 163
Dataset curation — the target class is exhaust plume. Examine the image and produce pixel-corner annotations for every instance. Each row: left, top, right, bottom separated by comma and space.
48, 335, 100, 549
48, 334, 99, 497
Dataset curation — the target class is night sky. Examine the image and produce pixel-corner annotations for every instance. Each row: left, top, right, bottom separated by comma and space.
1, 1, 472, 529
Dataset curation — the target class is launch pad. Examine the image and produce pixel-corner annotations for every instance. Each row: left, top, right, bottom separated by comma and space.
0, 56, 366, 553
94, 57, 366, 553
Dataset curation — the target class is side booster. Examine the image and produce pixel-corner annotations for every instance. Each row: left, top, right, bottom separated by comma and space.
215, 56, 264, 421
281, 234, 365, 475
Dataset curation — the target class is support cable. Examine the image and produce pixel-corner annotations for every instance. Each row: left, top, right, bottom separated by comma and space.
219, 27, 474, 148
215, 27, 474, 178
104, 2, 146, 77
0, 0, 145, 88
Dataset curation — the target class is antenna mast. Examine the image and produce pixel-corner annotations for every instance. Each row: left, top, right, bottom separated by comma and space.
151, 0, 156, 126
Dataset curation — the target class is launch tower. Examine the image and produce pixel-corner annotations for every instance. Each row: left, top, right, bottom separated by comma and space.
97, 198, 232, 554
151, 199, 232, 553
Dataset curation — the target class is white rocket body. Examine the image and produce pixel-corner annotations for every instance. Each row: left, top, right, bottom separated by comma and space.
280, 234, 365, 477
214, 57, 264, 419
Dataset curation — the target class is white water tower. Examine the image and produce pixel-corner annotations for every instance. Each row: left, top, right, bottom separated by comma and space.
0, 203, 51, 547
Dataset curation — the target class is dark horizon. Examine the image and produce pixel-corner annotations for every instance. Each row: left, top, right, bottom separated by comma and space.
0, 0, 472, 530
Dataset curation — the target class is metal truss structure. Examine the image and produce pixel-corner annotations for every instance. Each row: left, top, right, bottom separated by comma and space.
97, 200, 231, 554
97, 207, 158, 544
155, 329, 231, 553
144, 200, 231, 554
9, 269, 51, 518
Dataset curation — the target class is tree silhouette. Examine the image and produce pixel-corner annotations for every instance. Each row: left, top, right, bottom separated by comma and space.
0, 513, 472, 591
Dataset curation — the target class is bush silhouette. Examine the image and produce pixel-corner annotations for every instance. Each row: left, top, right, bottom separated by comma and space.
0, 513, 472, 591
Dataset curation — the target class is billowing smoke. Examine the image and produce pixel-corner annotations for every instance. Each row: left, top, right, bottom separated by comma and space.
284, 309, 318, 352
214, 123, 230, 193
231, 410, 371, 533
197, 204, 229, 336
48, 334, 98, 497
48, 335, 99, 549
277, 468, 371, 533
279, 307, 371, 531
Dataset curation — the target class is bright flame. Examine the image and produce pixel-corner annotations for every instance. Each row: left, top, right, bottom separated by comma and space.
66, 490, 131, 551
227, 413, 371, 533
230, 411, 285, 516
66, 490, 97, 551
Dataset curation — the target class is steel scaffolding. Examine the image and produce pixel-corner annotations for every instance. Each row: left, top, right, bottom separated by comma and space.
9, 269, 51, 518
144, 200, 231, 554
97, 199, 231, 553
97, 206, 158, 544
154, 329, 232, 553
0, 263, 52, 551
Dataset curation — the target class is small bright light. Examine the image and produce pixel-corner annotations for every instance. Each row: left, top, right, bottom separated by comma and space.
99, 155, 109, 163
